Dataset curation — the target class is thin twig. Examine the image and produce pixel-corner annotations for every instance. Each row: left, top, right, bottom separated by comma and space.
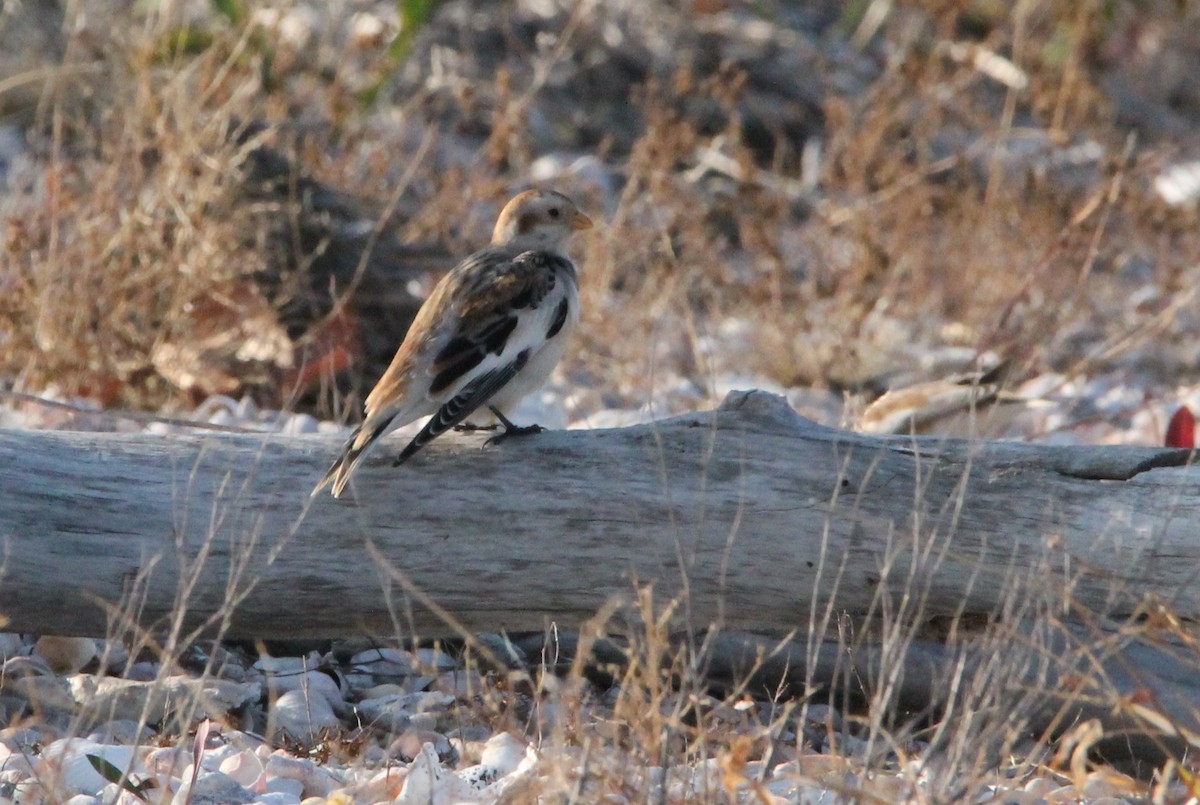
0, 389, 266, 434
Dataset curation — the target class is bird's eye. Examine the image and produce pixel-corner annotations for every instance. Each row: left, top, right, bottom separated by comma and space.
548, 207, 560, 218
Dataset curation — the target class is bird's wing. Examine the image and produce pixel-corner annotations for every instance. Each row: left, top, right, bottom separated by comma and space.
392, 351, 531, 465
365, 248, 570, 417
423, 249, 571, 395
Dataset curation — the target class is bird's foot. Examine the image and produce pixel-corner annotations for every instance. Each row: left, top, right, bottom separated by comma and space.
483, 406, 545, 447
484, 423, 545, 446
453, 422, 499, 433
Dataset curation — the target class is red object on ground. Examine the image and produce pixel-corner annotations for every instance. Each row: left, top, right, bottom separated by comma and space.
1165, 406, 1195, 448
283, 306, 363, 396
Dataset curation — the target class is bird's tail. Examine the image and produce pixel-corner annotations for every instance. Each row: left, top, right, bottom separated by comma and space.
311, 416, 394, 498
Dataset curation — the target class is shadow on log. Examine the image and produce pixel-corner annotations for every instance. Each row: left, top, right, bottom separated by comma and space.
1, 390, 1198, 768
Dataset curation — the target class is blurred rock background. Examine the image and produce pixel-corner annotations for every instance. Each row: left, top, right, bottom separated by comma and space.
2, 0, 1199, 442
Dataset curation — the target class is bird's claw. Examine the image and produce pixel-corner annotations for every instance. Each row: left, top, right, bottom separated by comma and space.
480, 405, 544, 448
483, 423, 544, 448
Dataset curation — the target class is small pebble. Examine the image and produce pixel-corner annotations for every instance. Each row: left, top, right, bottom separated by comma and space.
174, 771, 254, 805
270, 690, 340, 745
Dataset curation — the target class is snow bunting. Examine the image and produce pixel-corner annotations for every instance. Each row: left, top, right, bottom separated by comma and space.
313, 189, 593, 498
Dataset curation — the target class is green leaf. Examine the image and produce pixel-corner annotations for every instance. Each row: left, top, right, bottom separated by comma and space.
154, 27, 215, 60
85, 754, 152, 802
132, 778, 159, 796
390, 0, 440, 62
211, 0, 247, 26
86, 754, 126, 785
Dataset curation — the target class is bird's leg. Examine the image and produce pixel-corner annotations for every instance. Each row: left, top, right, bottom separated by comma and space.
453, 421, 499, 432
483, 406, 544, 447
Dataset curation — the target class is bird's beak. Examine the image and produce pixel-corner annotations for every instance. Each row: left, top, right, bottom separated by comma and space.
570, 212, 594, 231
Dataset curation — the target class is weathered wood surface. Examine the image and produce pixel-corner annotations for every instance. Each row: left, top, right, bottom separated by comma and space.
0, 389, 1197, 640
701, 620, 1200, 773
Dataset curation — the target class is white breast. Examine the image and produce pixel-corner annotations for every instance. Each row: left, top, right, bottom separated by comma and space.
485, 277, 579, 416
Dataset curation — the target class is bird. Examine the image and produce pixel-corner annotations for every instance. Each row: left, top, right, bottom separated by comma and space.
312, 189, 593, 498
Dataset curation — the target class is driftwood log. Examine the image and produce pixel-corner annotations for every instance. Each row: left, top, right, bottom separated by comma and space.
3, 389, 1200, 766
2, 389, 1196, 637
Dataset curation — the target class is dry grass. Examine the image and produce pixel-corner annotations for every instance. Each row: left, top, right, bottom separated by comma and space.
0, 12, 288, 409
4, 0, 1197, 418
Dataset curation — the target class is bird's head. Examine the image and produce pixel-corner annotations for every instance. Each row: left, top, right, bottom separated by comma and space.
492, 189, 593, 251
